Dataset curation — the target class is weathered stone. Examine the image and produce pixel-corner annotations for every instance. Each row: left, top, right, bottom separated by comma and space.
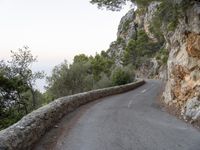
186, 33, 200, 59
143, 1, 160, 42
108, 9, 136, 65
182, 97, 200, 120
136, 58, 164, 79
163, 1, 200, 121
117, 8, 136, 44
107, 2, 168, 80
108, 2, 200, 110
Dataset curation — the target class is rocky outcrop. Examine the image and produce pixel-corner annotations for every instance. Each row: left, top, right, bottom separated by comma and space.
135, 58, 168, 80
182, 97, 200, 121
136, 58, 159, 78
186, 33, 200, 59
0, 80, 145, 150
108, 2, 167, 79
143, 2, 160, 42
163, 1, 200, 121
108, 0, 199, 122
108, 8, 136, 65
117, 9, 136, 44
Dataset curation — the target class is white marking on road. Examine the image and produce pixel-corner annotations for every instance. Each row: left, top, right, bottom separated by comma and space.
128, 86, 153, 108
141, 89, 147, 93
128, 100, 132, 108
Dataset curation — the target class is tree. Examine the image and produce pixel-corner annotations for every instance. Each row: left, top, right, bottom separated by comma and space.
46, 60, 70, 98
91, 53, 114, 81
9, 46, 45, 109
46, 59, 93, 98
0, 47, 45, 129
90, 0, 154, 11
73, 54, 89, 64
123, 39, 137, 65
0, 60, 29, 115
90, 0, 128, 11
46, 51, 115, 99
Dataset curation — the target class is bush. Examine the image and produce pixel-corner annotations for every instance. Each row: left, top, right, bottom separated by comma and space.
94, 73, 112, 89
111, 67, 135, 86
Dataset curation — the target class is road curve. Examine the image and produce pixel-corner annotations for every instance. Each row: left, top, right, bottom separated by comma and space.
33, 80, 200, 150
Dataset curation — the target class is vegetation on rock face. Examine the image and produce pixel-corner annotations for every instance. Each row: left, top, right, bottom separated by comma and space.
150, 0, 193, 33
91, 0, 193, 34
155, 48, 169, 64
91, 0, 194, 75
122, 29, 163, 67
122, 20, 132, 32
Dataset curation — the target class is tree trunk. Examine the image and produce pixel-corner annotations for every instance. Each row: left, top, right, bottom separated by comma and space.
30, 86, 36, 109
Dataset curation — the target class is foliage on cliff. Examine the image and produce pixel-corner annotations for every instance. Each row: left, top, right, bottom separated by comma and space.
122, 29, 163, 67
149, 0, 192, 34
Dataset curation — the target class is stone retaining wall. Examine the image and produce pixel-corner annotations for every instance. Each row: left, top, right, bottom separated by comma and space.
0, 80, 145, 150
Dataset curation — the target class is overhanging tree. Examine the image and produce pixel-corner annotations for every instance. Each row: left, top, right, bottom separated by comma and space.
90, 0, 154, 10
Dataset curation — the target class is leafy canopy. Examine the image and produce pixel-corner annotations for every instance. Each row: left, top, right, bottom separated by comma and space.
90, 0, 154, 11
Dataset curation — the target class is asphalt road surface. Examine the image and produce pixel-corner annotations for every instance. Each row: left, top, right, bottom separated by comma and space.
33, 80, 200, 150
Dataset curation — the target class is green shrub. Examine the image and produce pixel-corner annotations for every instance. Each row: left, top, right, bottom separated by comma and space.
111, 67, 135, 86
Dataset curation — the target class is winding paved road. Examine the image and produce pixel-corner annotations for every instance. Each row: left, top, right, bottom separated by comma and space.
33, 80, 200, 150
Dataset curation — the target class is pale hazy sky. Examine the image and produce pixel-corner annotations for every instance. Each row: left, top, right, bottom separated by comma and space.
0, 0, 131, 91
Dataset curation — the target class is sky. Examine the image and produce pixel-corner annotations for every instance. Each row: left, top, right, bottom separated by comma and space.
0, 0, 132, 91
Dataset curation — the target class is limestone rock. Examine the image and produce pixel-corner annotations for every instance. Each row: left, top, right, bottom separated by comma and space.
143, 1, 160, 42
117, 8, 136, 44
108, 2, 167, 79
163, 1, 200, 121
182, 97, 200, 120
186, 33, 200, 59
108, 9, 136, 65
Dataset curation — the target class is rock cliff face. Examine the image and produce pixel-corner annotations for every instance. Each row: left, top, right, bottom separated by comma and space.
163, 1, 200, 121
108, 8, 136, 65
117, 9, 136, 44
108, 2, 167, 79
143, 2, 160, 42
